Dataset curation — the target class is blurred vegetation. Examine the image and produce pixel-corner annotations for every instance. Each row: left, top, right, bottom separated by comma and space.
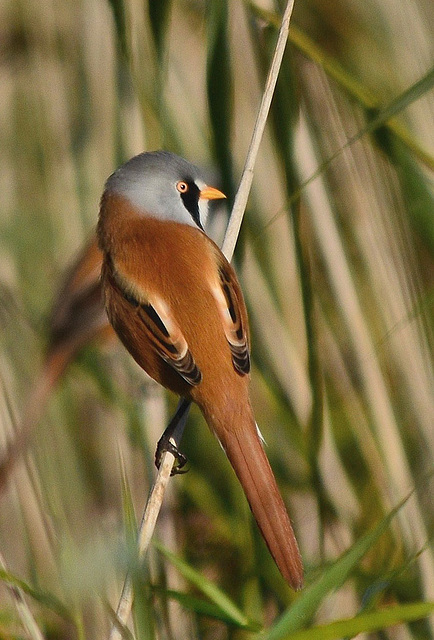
0, 0, 433, 638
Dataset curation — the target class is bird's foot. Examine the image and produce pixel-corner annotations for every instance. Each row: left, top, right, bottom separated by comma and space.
154, 397, 191, 475
155, 435, 188, 476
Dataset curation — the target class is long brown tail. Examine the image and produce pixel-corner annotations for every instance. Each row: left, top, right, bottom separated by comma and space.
207, 404, 303, 590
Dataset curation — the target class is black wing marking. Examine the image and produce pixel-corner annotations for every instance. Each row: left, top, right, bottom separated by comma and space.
216, 265, 250, 375
137, 302, 202, 385
110, 267, 202, 386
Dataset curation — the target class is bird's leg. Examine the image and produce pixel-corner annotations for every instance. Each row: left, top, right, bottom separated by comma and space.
155, 398, 191, 475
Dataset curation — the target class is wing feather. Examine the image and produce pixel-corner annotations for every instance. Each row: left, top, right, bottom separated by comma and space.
213, 263, 250, 375
108, 260, 202, 386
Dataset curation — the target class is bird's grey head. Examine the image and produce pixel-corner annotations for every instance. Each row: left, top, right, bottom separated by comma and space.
104, 151, 224, 230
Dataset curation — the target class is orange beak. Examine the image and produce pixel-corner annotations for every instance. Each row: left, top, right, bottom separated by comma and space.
199, 186, 226, 201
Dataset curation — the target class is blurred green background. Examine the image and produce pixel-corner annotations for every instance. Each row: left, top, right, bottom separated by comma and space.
0, 0, 433, 638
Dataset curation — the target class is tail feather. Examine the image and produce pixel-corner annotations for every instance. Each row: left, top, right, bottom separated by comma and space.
210, 407, 303, 590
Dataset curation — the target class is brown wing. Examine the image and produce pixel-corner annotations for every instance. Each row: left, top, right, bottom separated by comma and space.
108, 261, 202, 386
212, 262, 250, 375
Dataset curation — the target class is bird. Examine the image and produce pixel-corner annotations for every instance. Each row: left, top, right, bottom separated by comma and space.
97, 150, 303, 590
0, 236, 113, 490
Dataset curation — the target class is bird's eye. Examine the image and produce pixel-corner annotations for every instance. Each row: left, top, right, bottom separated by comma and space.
176, 181, 189, 193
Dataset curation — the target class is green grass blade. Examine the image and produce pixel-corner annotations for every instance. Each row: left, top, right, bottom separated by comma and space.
282, 65, 434, 212
153, 586, 261, 630
261, 493, 413, 640
119, 447, 138, 553
148, 0, 172, 61
0, 568, 72, 623
154, 541, 257, 630
206, 0, 234, 199
279, 602, 434, 640
107, 0, 128, 58
365, 66, 434, 133
386, 136, 434, 256
249, 3, 434, 171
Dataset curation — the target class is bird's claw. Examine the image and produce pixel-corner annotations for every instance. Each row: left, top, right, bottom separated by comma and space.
155, 438, 188, 476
